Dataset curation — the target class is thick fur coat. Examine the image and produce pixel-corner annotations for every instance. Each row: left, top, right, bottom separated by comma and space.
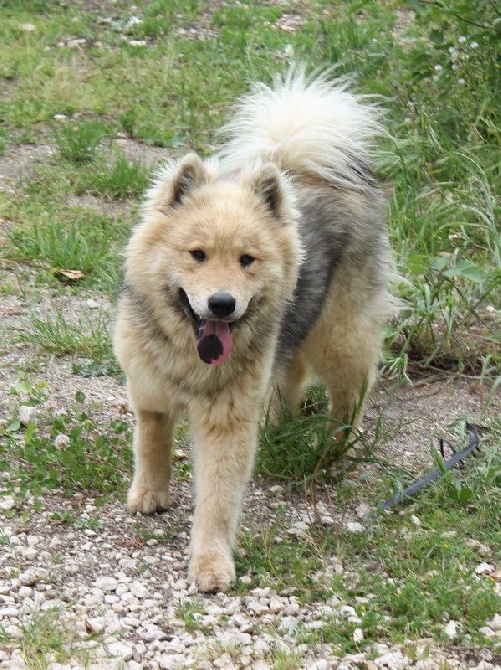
113, 70, 394, 592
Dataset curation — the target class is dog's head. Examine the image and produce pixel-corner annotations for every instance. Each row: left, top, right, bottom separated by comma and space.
127, 154, 302, 365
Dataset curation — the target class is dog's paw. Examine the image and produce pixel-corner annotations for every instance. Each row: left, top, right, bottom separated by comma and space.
127, 485, 170, 515
188, 550, 235, 593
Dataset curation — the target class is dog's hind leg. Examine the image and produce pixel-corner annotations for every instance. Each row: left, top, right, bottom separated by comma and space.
303, 316, 382, 434
267, 353, 309, 419
187, 391, 262, 593
127, 410, 174, 514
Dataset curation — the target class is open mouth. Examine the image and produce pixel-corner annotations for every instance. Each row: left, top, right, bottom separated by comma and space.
178, 288, 234, 366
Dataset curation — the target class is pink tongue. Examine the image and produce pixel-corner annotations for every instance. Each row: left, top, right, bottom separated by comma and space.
196, 319, 233, 365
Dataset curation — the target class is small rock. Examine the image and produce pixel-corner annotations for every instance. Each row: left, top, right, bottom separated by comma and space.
307, 661, 328, 670
95, 576, 118, 592
252, 663, 271, 670
286, 520, 309, 537
129, 581, 149, 599
279, 616, 298, 631
340, 604, 360, 622
85, 617, 105, 634
106, 641, 133, 661
0, 495, 15, 511
475, 562, 494, 575
487, 612, 501, 631
19, 568, 48, 586
375, 651, 408, 669
444, 620, 458, 639
355, 503, 371, 518
345, 521, 364, 533
353, 627, 364, 643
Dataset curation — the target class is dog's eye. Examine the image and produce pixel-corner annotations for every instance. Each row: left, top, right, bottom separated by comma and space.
240, 254, 255, 268
190, 249, 207, 263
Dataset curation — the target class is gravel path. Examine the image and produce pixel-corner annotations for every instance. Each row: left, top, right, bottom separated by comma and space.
1, 484, 500, 670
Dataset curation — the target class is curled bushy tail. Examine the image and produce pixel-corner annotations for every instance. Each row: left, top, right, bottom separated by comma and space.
219, 67, 384, 189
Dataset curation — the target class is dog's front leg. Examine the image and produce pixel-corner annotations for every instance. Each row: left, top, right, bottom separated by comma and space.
188, 395, 260, 592
127, 409, 174, 514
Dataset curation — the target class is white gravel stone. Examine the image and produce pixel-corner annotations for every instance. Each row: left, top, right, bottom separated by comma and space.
307, 662, 328, 670
376, 651, 409, 669
18, 568, 48, 586
345, 521, 365, 533
106, 641, 133, 660
444, 619, 458, 639
279, 616, 299, 631
129, 581, 149, 598
0, 495, 15, 511
487, 612, 501, 631
475, 562, 494, 575
95, 576, 118, 592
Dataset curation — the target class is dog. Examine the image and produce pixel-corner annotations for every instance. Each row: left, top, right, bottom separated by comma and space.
113, 68, 394, 592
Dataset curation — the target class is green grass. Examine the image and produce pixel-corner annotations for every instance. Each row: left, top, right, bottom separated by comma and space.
18, 308, 113, 360
76, 150, 150, 200
7, 204, 130, 290
53, 119, 111, 163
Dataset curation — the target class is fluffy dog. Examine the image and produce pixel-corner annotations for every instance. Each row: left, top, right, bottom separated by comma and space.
113, 69, 394, 592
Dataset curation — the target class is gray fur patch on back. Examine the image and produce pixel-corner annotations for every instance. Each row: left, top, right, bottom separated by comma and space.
276, 191, 351, 363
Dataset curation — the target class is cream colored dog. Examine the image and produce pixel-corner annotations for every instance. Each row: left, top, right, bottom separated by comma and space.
114, 69, 394, 592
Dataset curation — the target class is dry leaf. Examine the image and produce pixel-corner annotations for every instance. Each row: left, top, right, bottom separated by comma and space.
54, 268, 86, 282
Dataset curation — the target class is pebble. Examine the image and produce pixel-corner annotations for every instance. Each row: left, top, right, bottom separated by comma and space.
95, 576, 118, 592
18, 568, 48, 586
475, 562, 494, 575
487, 613, 501, 631
106, 641, 133, 661
0, 496, 15, 511
376, 651, 409, 669
444, 620, 458, 639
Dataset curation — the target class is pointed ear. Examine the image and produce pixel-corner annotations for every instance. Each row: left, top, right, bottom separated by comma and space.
171, 153, 209, 205
244, 163, 291, 222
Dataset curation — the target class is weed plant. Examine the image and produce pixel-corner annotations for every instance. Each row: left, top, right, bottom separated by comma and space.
18, 308, 113, 361
1, 389, 132, 499
53, 120, 110, 163
77, 150, 150, 200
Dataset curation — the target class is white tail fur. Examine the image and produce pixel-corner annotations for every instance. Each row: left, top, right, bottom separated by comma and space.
218, 67, 384, 189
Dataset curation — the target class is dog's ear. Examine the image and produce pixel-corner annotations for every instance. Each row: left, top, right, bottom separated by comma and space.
172, 153, 208, 205
245, 163, 291, 222
151, 154, 209, 214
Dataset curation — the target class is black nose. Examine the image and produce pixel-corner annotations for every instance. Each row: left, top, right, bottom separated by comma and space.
208, 292, 236, 318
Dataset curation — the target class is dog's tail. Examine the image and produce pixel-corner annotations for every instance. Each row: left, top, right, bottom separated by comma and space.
219, 66, 384, 189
